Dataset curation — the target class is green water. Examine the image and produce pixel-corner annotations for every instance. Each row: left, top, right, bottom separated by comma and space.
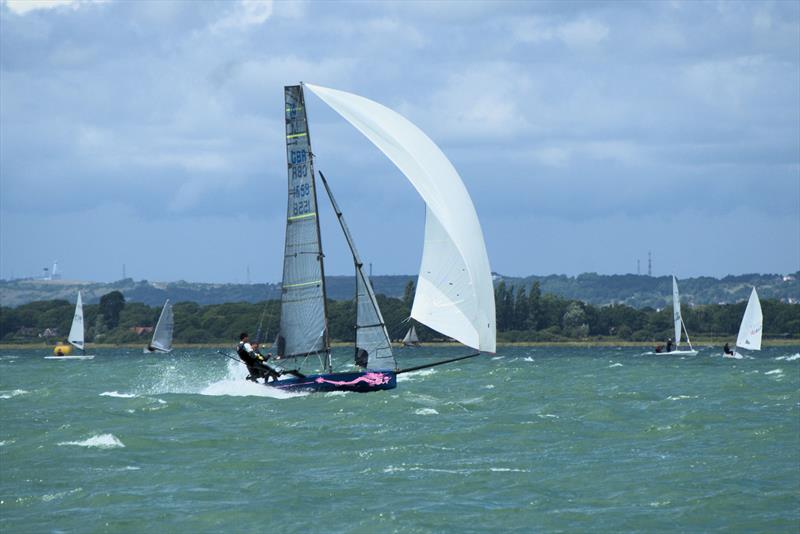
1, 346, 798, 533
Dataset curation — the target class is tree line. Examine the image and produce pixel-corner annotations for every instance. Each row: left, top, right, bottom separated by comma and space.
1, 282, 797, 345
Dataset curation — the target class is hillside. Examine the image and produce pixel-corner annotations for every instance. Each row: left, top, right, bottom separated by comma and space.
0, 272, 797, 308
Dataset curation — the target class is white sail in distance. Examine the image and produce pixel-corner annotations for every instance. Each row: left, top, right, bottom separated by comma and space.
672, 276, 682, 347
304, 83, 496, 353
67, 291, 84, 351
736, 287, 763, 351
150, 299, 174, 352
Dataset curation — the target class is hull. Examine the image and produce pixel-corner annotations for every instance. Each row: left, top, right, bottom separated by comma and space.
268, 371, 397, 393
44, 355, 94, 360
143, 347, 172, 354
723, 352, 744, 359
644, 349, 699, 356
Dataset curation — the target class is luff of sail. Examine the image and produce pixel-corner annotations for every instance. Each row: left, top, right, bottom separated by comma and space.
277, 85, 330, 361
67, 291, 84, 351
672, 276, 682, 347
736, 287, 763, 351
319, 172, 395, 371
149, 299, 174, 352
304, 83, 496, 353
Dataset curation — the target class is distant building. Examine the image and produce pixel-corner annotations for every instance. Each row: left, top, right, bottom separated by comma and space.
130, 326, 154, 335
39, 328, 60, 338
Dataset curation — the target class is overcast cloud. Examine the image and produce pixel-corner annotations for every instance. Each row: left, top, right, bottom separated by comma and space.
1, 0, 798, 283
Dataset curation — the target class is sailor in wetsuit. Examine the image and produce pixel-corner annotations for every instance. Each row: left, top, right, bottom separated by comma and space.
236, 333, 281, 383
723, 342, 734, 356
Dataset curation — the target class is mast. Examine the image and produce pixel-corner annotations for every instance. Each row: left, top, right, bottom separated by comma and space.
319, 171, 395, 371
277, 84, 330, 371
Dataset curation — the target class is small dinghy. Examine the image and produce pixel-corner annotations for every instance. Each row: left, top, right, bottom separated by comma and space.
644, 276, 698, 356
45, 291, 94, 360
143, 299, 173, 354
724, 287, 762, 359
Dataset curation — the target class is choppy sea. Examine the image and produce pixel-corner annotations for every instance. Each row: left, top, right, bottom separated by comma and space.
1, 346, 798, 532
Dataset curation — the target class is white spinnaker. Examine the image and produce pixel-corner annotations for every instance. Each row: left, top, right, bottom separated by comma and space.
68, 291, 84, 350
672, 276, 682, 347
305, 83, 496, 353
736, 287, 763, 351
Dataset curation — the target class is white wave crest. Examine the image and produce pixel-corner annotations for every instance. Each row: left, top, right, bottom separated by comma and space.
0, 389, 28, 399
765, 369, 784, 376
523, 357, 534, 362
397, 368, 437, 382
667, 395, 698, 401
775, 354, 800, 361
58, 434, 124, 449
608, 363, 623, 368
99, 391, 138, 398
414, 408, 439, 416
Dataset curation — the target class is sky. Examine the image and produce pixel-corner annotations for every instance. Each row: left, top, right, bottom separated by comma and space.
1, 0, 798, 284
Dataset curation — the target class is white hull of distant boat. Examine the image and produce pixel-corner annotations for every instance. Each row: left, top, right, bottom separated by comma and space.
723, 352, 744, 359
143, 347, 172, 354
657, 349, 699, 356
44, 355, 95, 360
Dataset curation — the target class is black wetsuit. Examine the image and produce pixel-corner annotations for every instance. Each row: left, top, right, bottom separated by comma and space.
237, 342, 280, 382
666, 340, 673, 353
724, 343, 734, 355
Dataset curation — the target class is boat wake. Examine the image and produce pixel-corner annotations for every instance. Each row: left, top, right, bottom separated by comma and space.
397, 368, 437, 382
775, 353, 800, 361
198, 360, 305, 398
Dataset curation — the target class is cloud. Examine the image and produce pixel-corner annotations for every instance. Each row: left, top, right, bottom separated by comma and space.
210, 0, 272, 32
512, 15, 609, 48
3, 0, 106, 15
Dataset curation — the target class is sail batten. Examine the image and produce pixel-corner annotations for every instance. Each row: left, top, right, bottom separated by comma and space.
305, 83, 496, 353
736, 287, 763, 351
277, 85, 329, 365
67, 291, 84, 351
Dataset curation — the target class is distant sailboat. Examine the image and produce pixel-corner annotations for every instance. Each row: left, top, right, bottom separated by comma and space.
666, 276, 698, 356
726, 287, 762, 359
144, 299, 173, 354
402, 325, 420, 347
45, 291, 94, 360
263, 83, 495, 393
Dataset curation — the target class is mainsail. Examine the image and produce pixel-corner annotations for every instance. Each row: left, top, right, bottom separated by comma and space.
736, 287, 763, 351
319, 172, 395, 371
67, 291, 84, 351
304, 83, 496, 353
150, 299, 174, 352
277, 85, 330, 365
672, 276, 682, 347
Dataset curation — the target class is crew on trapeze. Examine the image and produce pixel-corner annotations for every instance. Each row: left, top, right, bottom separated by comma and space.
237, 332, 281, 383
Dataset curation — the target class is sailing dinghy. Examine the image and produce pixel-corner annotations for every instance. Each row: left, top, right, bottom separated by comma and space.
264, 83, 495, 393
143, 299, 174, 353
725, 287, 762, 359
402, 325, 420, 347
665, 276, 698, 355
45, 291, 94, 360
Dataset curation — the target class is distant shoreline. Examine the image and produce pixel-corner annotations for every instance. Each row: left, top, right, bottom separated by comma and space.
2, 339, 798, 350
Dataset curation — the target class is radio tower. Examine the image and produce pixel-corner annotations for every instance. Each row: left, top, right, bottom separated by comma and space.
647, 251, 652, 277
